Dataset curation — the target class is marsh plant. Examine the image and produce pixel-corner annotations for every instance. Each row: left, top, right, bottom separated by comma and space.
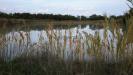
0, 12, 133, 75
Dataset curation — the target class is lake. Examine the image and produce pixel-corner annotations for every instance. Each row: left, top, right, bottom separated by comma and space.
0, 24, 132, 62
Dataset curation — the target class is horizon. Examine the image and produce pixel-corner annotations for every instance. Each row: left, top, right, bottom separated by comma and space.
0, 0, 131, 17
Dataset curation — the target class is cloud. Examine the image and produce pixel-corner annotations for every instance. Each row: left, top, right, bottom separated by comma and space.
0, 0, 130, 16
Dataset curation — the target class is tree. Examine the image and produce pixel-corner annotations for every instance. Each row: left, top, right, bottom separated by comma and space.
88, 14, 105, 20
127, 0, 133, 14
127, 0, 133, 8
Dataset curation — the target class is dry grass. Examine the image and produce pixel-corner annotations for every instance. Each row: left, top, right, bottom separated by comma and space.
0, 16, 133, 75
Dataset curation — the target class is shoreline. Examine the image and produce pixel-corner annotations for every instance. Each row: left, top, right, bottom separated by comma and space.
0, 18, 105, 27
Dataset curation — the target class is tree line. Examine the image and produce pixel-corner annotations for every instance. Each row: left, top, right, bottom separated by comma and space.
0, 12, 107, 21
0, 9, 132, 21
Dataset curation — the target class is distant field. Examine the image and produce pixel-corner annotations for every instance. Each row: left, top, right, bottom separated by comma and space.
0, 18, 105, 26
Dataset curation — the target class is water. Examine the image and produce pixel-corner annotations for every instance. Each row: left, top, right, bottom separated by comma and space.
0, 24, 128, 61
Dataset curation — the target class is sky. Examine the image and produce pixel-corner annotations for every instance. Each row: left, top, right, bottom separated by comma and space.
0, 0, 131, 16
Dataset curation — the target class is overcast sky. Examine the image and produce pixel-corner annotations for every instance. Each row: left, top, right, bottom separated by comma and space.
0, 0, 130, 16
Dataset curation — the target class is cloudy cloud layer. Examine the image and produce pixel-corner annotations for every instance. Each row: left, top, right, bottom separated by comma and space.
0, 0, 130, 16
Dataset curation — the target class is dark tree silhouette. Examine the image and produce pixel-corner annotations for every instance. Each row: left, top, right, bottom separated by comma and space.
88, 14, 105, 20
0, 11, 108, 20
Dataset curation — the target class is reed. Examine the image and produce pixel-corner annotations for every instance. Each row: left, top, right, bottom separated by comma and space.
0, 16, 133, 75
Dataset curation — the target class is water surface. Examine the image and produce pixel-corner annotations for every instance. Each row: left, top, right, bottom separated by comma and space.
0, 24, 131, 62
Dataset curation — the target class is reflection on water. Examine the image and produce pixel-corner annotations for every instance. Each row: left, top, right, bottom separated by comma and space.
0, 24, 132, 62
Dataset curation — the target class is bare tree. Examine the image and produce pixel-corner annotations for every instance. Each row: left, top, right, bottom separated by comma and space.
127, 0, 133, 8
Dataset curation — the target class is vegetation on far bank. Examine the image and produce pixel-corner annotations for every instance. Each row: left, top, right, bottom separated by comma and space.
0, 7, 132, 21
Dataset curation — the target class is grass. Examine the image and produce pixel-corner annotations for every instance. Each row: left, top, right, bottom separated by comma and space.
0, 16, 133, 75
127, 20, 133, 43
